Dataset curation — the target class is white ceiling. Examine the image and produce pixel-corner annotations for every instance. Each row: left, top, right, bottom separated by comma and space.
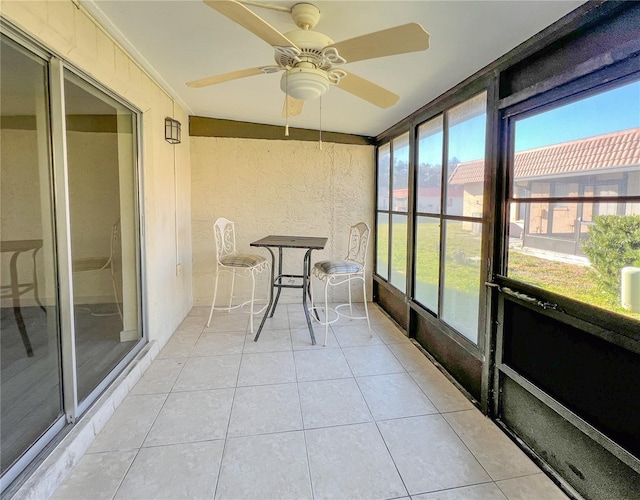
81, 0, 586, 137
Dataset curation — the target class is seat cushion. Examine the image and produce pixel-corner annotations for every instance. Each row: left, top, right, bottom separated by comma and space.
220, 254, 267, 268
314, 259, 362, 275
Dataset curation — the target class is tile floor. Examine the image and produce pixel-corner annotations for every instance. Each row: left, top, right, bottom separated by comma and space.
51, 303, 569, 500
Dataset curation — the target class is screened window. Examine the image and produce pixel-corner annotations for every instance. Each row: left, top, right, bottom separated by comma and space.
376, 144, 390, 279
414, 92, 488, 343
376, 132, 409, 293
415, 116, 443, 311
506, 78, 640, 320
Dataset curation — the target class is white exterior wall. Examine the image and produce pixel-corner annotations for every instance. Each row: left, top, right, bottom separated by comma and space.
191, 136, 375, 307
1, 0, 193, 348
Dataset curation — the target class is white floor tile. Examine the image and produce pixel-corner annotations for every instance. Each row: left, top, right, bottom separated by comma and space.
52, 305, 563, 500
143, 389, 234, 446
306, 422, 407, 499
294, 347, 352, 381
444, 409, 540, 481
291, 326, 337, 349
288, 310, 313, 329
204, 312, 249, 333
409, 363, 475, 413
299, 378, 373, 429
388, 342, 434, 372
332, 324, 382, 347
172, 355, 241, 391
115, 440, 224, 499
257, 310, 290, 331
413, 482, 508, 499
191, 331, 245, 356
243, 328, 292, 353
129, 358, 185, 395
373, 321, 411, 344
356, 372, 438, 420
378, 415, 491, 495
157, 333, 198, 359
362, 305, 395, 325
52, 450, 137, 500
215, 431, 312, 499
342, 344, 406, 376
89, 394, 167, 452
227, 383, 302, 437
237, 351, 296, 386
185, 306, 211, 317
175, 315, 206, 335
496, 473, 568, 500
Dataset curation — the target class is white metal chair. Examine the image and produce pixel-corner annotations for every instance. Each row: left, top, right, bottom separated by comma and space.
206, 218, 269, 333
311, 221, 372, 346
71, 219, 122, 321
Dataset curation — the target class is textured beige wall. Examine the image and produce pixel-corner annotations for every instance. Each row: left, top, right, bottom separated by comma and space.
1, 0, 192, 346
191, 136, 375, 307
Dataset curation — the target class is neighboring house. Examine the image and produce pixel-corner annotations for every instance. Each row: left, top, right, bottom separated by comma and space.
449, 127, 640, 256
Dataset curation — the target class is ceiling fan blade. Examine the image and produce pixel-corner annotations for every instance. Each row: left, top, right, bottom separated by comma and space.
203, 0, 298, 49
186, 67, 269, 88
329, 23, 430, 64
336, 71, 399, 109
282, 95, 304, 117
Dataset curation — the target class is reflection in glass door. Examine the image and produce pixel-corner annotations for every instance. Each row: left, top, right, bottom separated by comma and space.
63, 71, 141, 403
0, 38, 63, 477
1, 29, 144, 490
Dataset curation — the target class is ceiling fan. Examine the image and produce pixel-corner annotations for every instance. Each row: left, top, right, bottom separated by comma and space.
186, 0, 430, 117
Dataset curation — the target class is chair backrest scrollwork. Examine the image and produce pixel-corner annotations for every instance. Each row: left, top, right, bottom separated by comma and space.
213, 218, 237, 263
346, 221, 370, 268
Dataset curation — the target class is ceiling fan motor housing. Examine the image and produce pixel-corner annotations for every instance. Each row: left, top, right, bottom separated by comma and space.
277, 30, 335, 68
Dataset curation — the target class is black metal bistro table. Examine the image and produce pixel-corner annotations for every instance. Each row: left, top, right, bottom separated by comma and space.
250, 235, 327, 345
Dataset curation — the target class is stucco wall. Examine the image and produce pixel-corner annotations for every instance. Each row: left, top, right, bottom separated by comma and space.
191, 136, 375, 308
1, 0, 192, 347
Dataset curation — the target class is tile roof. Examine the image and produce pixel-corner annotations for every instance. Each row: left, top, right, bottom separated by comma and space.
448, 127, 640, 185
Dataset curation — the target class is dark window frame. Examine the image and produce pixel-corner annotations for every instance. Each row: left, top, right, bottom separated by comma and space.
375, 131, 411, 292
374, 76, 496, 358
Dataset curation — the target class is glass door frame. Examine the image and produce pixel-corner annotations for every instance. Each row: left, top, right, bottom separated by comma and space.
0, 25, 67, 492
56, 63, 147, 420
0, 20, 147, 492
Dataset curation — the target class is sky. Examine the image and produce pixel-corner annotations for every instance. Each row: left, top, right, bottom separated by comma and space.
515, 80, 640, 152
411, 79, 640, 164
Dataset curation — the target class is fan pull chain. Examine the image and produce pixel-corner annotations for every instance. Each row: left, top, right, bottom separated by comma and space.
319, 96, 323, 150
285, 70, 290, 137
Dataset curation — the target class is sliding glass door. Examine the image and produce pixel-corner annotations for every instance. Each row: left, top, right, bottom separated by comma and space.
0, 28, 144, 491
64, 71, 141, 403
0, 35, 63, 481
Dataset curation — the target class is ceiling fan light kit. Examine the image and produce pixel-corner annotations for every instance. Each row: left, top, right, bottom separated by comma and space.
190, 0, 430, 119
281, 66, 329, 101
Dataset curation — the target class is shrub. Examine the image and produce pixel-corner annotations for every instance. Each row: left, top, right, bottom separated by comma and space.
582, 215, 640, 292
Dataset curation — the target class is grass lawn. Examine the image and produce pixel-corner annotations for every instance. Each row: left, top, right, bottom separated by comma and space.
378, 221, 640, 321
509, 251, 640, 320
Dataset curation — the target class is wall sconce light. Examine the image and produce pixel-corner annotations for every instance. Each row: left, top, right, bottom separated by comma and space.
164, 117, 181, 144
